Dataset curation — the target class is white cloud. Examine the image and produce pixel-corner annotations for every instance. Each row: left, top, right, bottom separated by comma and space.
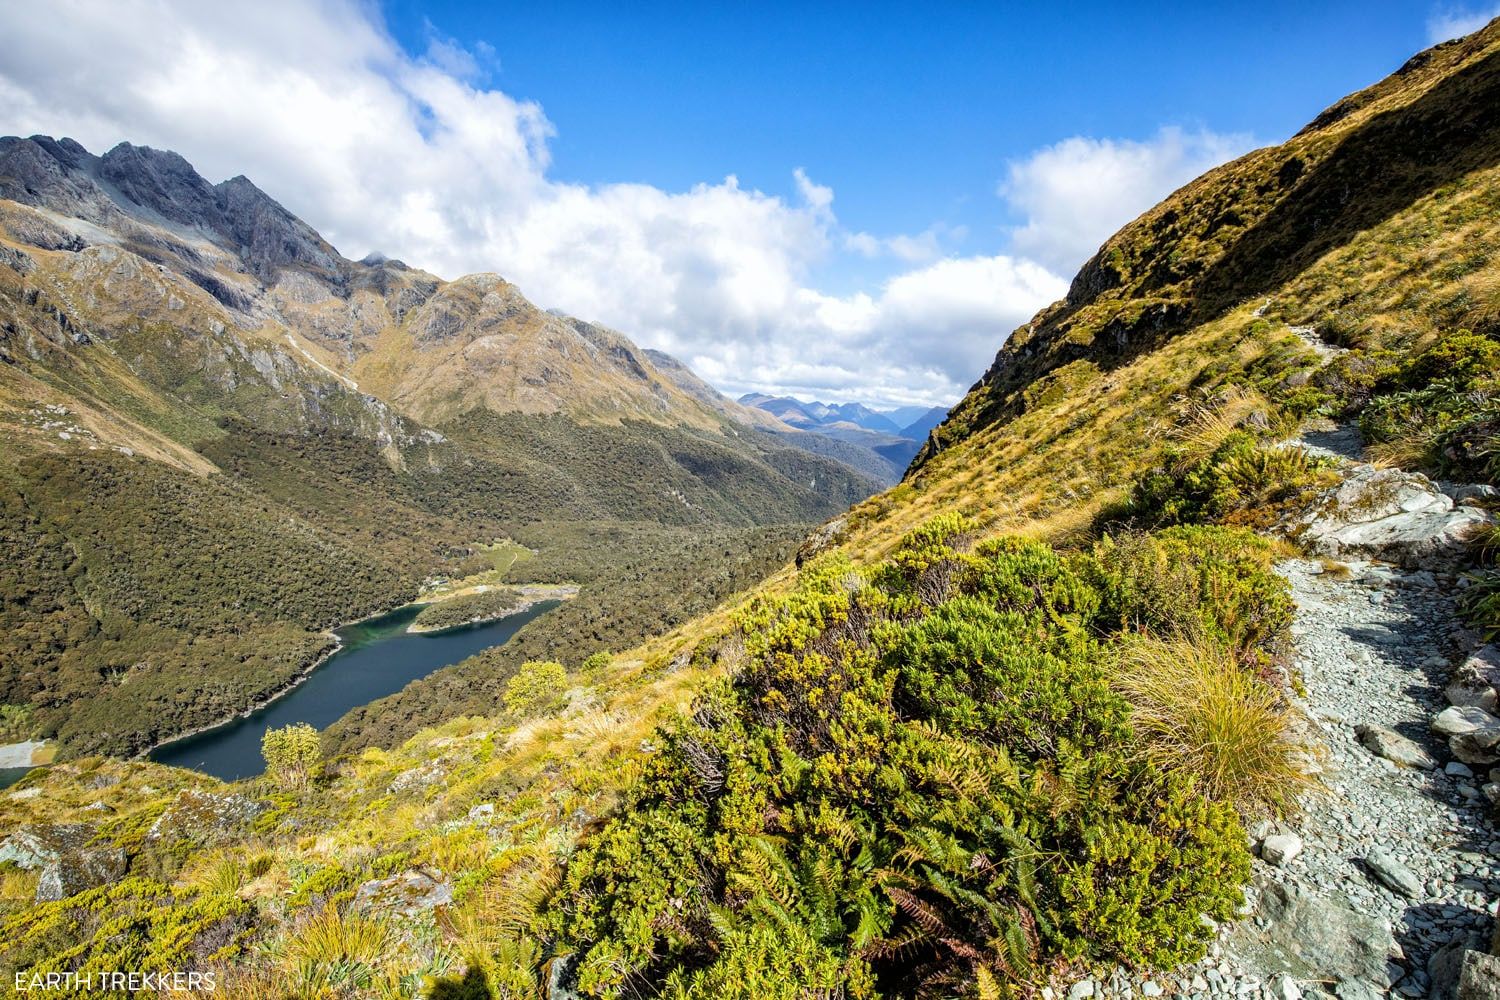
1001, 126, 1252, 275
0, 0, 1217, 408
1427, 4, 1500, 43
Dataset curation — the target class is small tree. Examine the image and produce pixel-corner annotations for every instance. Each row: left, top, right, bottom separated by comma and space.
262, 722, 321, 788
503, 660, 567, 718
581, 650, 613, 675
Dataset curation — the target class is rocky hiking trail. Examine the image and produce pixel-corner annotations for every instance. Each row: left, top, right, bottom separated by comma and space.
1064, 420, 1500, 1000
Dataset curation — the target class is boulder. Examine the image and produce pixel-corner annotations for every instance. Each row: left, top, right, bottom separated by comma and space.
36, 844, 127, 901
0, 823, 95, 868
147, 789, 268, 845
1228, 879, 1396, 987
1362, 850, 1424, 899
1452, 728, 1500, 766
1356, 723, 1437, 770
1430, 931, 1486, 1000
1459, 951, 1500, 1000
387, 762, 447, 795
1449, 647, 1500, 713
0, 823, 127, 902
352, 868, 453, 919
1436, 706, 1500, 736
1290, 465, 1492, 570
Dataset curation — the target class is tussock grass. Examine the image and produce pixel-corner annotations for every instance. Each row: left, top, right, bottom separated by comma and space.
288, 904, 394, 973
1115, 635, 1307, 816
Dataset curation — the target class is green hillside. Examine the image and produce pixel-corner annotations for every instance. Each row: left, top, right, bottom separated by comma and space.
5, 18, 1500, 1000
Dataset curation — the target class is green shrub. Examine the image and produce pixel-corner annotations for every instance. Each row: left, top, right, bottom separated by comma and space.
1355, 330, 1500, 482
261, 723, 321, 789
580, 650, 613, 675
1461, 569, 1500, 639
1403, 330, 1500, 388
1126, 432, 1336, 530
1085, 526, 1294, 659
553, 517, 1280, 998
502, 660, 568, 719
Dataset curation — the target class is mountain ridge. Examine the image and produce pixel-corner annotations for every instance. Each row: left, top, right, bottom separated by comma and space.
0, 134, 884, 755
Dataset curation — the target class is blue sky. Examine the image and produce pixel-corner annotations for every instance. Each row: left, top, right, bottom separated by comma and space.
1, 1, 1496, 406
381, 1, 1470, 292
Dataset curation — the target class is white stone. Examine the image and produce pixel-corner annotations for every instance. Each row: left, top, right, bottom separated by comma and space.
1261, 833, 1303, 867
1435, 705, 1500, 736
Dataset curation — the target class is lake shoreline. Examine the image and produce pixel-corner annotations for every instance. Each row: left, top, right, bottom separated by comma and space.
405, 584, 579, 635
134, 595, 427, 763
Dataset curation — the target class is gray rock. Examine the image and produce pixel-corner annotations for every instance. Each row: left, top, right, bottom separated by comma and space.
1268, 974, 1302, 1000
1364, 850, 1424, 899
0, 823, 96, 869
1141, 982, 1164, 997
0, 823, 127, 902
1357, 723, 1438, 770
1335, 979, 1387, 1000
1228, 879, 1395, 986
1449, 647, 1500, 713
1068, 982, 1095, 1000
147, 789, 268, 845
1429, 931, 1485, 1000
1450, 762, 1478, 778
388, 762, 447, 795
1459, 951, 1500, 1000
1442, 483, 1500, 506
35, 844, 126, 902
1437, 706, 1500, 736
352, 868, 453, 919
1263, 833, 1305, 867
1290, 465, 1494, 570
1452, 729, 1500, 766
548, 955, 581, 1000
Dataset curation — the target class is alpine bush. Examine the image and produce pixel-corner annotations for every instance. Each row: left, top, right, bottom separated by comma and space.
552, 516, 1280, 998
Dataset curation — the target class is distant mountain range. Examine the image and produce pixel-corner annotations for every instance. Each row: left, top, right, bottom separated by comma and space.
0, 134, 888, 755
738, 393, 949, 469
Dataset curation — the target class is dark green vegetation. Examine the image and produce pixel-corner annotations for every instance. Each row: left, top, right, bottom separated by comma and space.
411, 590, 522, 633
327, 521, 808, 754
550, 517, 1288, 999
0, 135, 883, 757
0, 404, 843, 755
0, 385, 872, 757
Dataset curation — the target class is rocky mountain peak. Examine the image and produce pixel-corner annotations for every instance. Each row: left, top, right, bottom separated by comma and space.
97, 141, 221, 228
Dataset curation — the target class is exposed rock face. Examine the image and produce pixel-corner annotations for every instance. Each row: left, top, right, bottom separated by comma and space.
0, 823, 127, 901
147, 790, 268, 845
35, 843, 127, 902
1289, 465, 1492, 569
352, 868, 453, 919
0, 822, 95, 868
1228, 879, 1395, 989
1459, 951, 1500, 1000
1448, 646, 1500, 712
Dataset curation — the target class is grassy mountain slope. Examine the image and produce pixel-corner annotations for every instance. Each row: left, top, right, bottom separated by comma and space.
7, 19, 1500, 999
0, 139, 881, 756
